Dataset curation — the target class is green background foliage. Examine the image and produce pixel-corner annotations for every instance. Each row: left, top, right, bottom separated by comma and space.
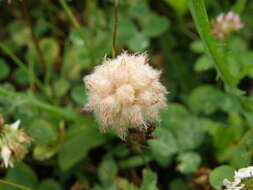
0, 0, 253, 189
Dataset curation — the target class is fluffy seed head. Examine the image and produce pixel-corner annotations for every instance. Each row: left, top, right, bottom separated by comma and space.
83, 52, 168, 139
212, 11, 243, 40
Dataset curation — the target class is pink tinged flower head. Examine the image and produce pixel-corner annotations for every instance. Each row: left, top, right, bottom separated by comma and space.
116, 84, 135, 105
83, 52, 168, 139
84, 74, 113, 96
211, 11, 243, 40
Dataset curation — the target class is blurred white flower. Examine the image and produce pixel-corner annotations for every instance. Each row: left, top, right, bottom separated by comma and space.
1, 146, 11, 168
212, 11, 243, 40
223, 166, 253, 190
10, 120, 20, 131
0, 120, 32, 168
83, 52, 168, 139
235, 166, 253, 179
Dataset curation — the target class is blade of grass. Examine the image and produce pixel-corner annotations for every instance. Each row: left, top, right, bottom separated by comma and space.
233, 0, 247, 14
188, 0, 237, 93
59, 0, 80, 29
58, 0, 95, 65
0, 179, 33, 190
0, 86, 91, 123
58, 0, 88, 47
0, 42, 44, 91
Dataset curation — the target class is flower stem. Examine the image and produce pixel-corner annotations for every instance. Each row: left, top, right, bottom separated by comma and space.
112, 0, 119, 58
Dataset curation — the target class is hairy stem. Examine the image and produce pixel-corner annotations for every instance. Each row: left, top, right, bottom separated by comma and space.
188, 0, 237, 93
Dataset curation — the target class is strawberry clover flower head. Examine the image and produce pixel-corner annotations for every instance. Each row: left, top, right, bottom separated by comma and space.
223, 166, 253, 190
212, 11, 243, 40
0, 120, 32, 168
83, 52, 168, 139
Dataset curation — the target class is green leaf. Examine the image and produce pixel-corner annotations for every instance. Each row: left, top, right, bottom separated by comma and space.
58, 125, 106, 171
228, 112, 244, 139
128, 33, 149, 51
8, 20, 30, 46
63, 46, 90, 79
53, 79, 70, 97
148, 127, 178, 158
128, 0, 150, 18
0, 59, 10, 80
39, 38, 60, 64
209, 165, 234, 190
190, 40, 205, 53
173, 117, 205, 151
227, 56, 241, 78
98, 158, 118, 185
188, 0, 237, 92
140, 169, 158, 190
93, 31, 112, 59
228, 37, 247, 53
5, 163, 38, 190
13, 68, 29, 85
209, 113, 245, 164
164, 0, 188, 15
69, 27, 89, 46
210, 123, 236, 154
169, 179, 188, 190
152, 155, 173, 167
35, 19, 50, 37
161, 104, 190, 127
141, 14, 169, 37
194, 55, 214, 72
188, 85, 223, 114
70, 84, 87, 105
219, 94, 242, 112
177, 152, 201, 174
119, 155, 151, 169
33, 144, 59, 161
28, 119, 57, 146
229, 144, 251, 169
116, 179, 138, 190
115, 15, 138, 46
38, 179, 61, 190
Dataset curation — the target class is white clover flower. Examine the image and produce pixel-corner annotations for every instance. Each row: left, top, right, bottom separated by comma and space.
223, 166, 253, 190
0, 120, 32, 168
212, 11, 243, 40
83, 52, 168, 139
